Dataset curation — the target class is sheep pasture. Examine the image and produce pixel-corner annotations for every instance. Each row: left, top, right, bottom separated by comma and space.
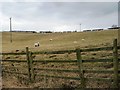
1, 29, 119, 88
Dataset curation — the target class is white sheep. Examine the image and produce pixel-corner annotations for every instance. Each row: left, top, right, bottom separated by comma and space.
50, 39, 53, 41
34, 42, 40, 47
82, 39, 85, 41
73, 41, 77, 44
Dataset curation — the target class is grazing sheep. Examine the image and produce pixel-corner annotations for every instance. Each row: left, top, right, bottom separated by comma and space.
81, 39, 85, 41
50, 39, 53, 41
34, 42, 40, 47
73, 41, 77, 44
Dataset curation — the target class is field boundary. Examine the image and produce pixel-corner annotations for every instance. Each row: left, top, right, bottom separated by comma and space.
1, 39, 120, 88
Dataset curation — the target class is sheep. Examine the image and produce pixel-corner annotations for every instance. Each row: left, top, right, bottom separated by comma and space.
81, 39, 85, 41
34, 42, 40, 47
50, 39, 53, 41
73, 41, 77, 44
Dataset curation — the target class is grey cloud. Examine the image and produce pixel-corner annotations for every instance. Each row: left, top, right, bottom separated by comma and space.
1, 2, 118, 31
2, 2, 117, 18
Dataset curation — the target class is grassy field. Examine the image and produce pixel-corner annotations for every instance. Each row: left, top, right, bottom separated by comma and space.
2, 29, 118, 52
1, 29, 119, 88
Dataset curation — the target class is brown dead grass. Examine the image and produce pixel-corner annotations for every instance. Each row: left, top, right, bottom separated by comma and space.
1, 30, 120, 88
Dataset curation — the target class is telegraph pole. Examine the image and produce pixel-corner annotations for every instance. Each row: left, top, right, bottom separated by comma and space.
10, 17, 12, 43
80, 23, 81, 32
118, 1, 120, 45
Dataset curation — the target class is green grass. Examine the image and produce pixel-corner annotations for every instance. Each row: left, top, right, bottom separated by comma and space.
2, 29, 118, 52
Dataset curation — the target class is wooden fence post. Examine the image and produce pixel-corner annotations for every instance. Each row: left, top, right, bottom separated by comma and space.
76, 48, 85, 88
113, 39, 119, 88
29, 52, 35, 82
26, 47, 31, 82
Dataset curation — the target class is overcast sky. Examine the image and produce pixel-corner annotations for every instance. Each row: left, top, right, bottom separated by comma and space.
0, 0, 119, 32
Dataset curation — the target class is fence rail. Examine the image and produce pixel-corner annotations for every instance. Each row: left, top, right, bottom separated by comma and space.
1, 60, 27, 62
2, 70, 28, 75
82, 58, 113, 62
1, 46, 120, 55
35, 74, 80, 81
33, 60, 77, 63
85, 77, 113, 82
0, 52, 26, 55
1, 39, 120, 88
34, 68, 79, 73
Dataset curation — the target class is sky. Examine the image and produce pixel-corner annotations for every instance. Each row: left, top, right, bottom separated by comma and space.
0, 0, 119, 32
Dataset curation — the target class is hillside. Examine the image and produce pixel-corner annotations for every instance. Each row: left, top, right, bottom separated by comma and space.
2, 29, 118, 52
